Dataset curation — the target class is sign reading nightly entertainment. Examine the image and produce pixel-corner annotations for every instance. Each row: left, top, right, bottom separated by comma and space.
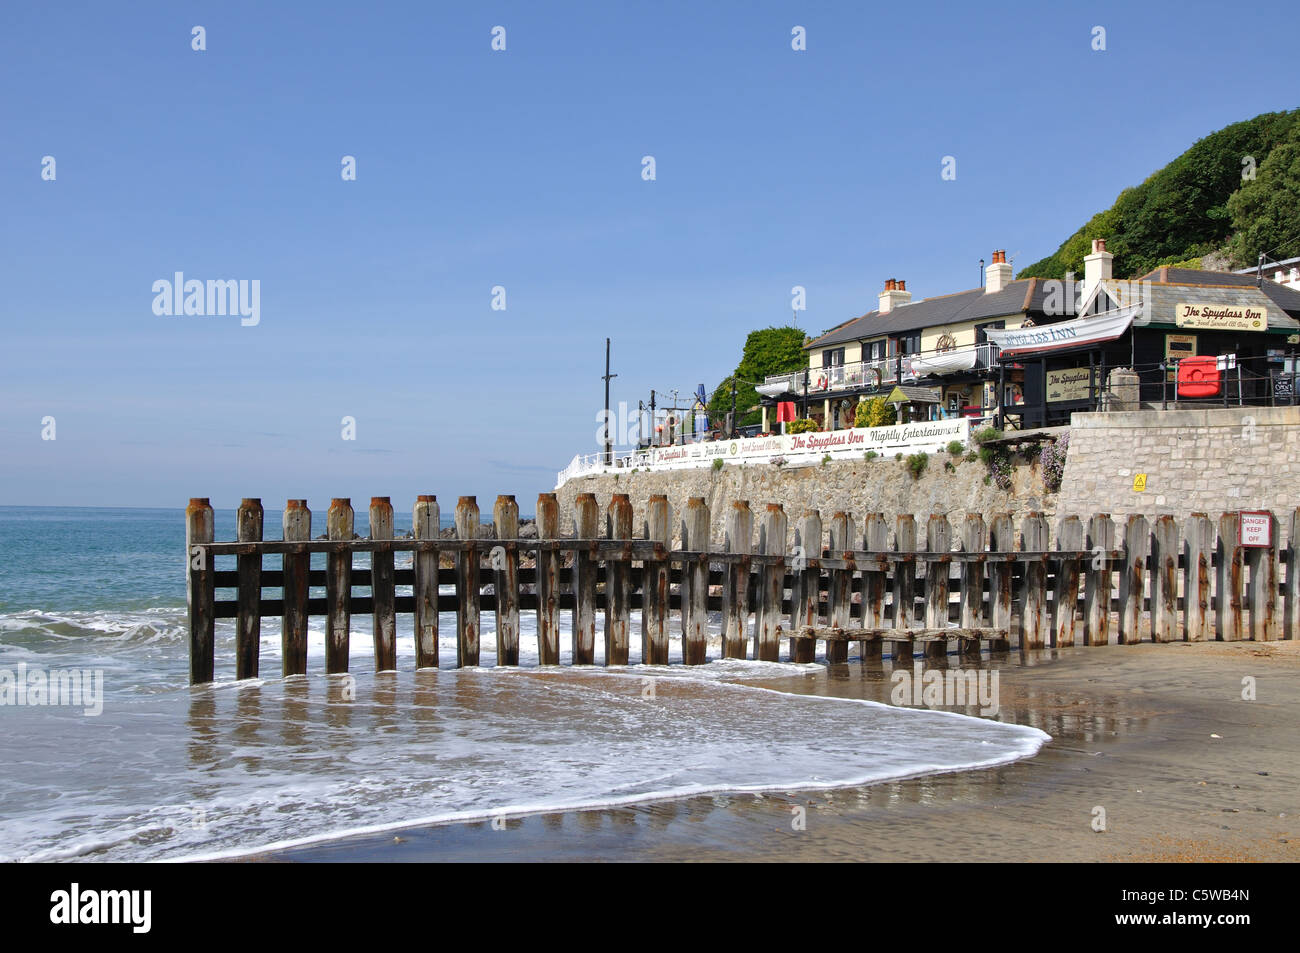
1175, 303, 1265, 332
1045, 368, 1093, 402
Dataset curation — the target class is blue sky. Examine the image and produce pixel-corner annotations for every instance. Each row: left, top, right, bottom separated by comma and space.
2, 0, 1296, 512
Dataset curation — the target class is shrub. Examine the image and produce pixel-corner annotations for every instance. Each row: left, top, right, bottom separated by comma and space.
712, 458, 724, 471
821, 453, 832, 467
906, 451, 928, 479
964, 452, 978, 463
787, 417, 819, 434
895, 452, 903, 460
855, 396, 897, 428
864, 450, 878, 461
944, 460, 956, 473
947, 440, 965, 456
771, 455, 788, 468
973, 426, 1003, 446
1040, 433, 1069, 493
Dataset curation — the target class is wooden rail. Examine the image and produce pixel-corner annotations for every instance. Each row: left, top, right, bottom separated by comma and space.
185, 495, 1300, 684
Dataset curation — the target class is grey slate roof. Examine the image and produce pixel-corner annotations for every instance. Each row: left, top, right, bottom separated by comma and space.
1138, 266, 1300, 317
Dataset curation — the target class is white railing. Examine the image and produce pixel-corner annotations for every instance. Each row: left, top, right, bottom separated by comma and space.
762, 343, 1001, 395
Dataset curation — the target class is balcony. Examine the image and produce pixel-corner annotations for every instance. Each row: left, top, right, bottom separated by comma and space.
760, 342, 1000, 397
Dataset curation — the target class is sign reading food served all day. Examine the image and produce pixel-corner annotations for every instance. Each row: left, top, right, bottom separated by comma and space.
1045, 367, 1093, 402
1175, 303, 1266, 332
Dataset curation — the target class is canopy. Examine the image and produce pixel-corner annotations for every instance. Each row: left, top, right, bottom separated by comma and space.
983, 307, 1137, 357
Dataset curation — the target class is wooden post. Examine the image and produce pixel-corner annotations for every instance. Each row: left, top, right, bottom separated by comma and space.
412, 496, 439, 669
958, 513, 985, 658
826, 512, 853, 664
536, 493, 561, 665
923, 515, 951, 659
235, 498, 263, 680
282, 500, 311, 676
1246, 511, 1279, 642
325, 499, 355, 673
988, 513, 1014, 652
642, 495, 671, 665
1183, 513, 1213, 643
369, 497, 397, 671
1084, 514, 1114, 646
186, 498, 215, 685
1150, 515, 1178, 643
1285, 508, 1300, 641
861, 513, 889, 660
1019, 513, 1050, 650
682, 497, 711, 665
723, 501, 753, 660
1052, 515, 1082, 648
789, 510, 822, 663
756, 504, 787, 662
455, 496, 481, 666
573, 493, 598, 665
893, 514, 917, 661
1216, 512, 1243, 642
604, 494, 632, 665
494, 495, 521, 665
1118, 515, 1149, 645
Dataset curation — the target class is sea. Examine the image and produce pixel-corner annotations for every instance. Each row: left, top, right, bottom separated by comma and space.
0, 505, 1049, 862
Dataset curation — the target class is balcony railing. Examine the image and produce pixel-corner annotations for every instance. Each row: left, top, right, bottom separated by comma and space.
761, 342, 1000, 396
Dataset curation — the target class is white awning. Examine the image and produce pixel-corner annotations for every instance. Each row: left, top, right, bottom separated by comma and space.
984, 306, 1138, 356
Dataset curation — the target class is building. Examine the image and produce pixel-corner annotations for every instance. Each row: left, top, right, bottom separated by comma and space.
1234, 256, 1300, 291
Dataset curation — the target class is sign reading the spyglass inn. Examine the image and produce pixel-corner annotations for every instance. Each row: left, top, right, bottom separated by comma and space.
1175, 303, 1265, 332
1046, 367, 1093, 402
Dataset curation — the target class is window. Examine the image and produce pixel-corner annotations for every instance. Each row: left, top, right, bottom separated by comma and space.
822, 347, 845, 367
975, 320, 1004, 344
897, 333, 920, 355
865, 339, 887, 362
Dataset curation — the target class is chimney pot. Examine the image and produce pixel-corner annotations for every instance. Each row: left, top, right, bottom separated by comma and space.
1092, 239, 1106, 254
897, 279, 906, 291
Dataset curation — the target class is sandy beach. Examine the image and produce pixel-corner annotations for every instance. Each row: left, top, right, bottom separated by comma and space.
264, 641, 1299, 863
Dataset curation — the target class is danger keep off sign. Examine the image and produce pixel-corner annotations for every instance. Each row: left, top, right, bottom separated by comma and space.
1238, 511, 1273, 548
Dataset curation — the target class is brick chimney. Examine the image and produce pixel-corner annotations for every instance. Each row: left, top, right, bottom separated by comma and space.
985, 249, 1013, 294
878, 278, 912, 314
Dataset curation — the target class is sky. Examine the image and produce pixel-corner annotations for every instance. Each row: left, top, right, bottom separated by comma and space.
2, 0, 1296, 512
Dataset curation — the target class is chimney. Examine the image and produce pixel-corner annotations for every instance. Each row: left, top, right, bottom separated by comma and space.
985, 249, 1013, 294
1083, 238, 1113, 289
878, 277, 912, 314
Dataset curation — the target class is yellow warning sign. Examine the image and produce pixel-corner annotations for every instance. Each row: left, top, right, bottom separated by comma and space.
1132, 473, 1147, 492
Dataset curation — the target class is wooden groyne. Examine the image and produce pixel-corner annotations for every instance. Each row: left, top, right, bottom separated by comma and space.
185, 495, 1299, 684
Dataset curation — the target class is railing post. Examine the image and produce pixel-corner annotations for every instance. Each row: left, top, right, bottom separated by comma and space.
536, 493, 561, 665
455, 496, 481, 666
958, 513, 985, 658
1183, 513, 1213, 643
186, 498, 215, 685
1150, 515, 1178, 643
605, 494, 632, 665
989, 513, 1014, 651
826, 511, 853, 664
1285, 508, 1300, 640
413, 495, 439, 669
573, 493, 599, 665
1018, 513, 1050, 650
282, 500, 311, 676
1216, 512, 1243, 642
682, 497, 710, 665
236, 498, 263, 680
1084, 514, 1114, 645
1246, 511, 1279, 642
862, 513, 888, 659
643, 495, 671, 665
369, 497, 397, 671
494, 495, 521, 665
1053, 515, 1082, 648
756, 504, 787, 662
1118, 514, 1149, 645
923, 514, 951, 658
892, 514, 917, 661
723, 501, 753, 660
326, 499, 356, 673
790, 510, 821, 663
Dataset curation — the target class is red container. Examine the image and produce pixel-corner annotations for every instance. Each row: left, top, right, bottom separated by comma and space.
1178, 356, 1220, 398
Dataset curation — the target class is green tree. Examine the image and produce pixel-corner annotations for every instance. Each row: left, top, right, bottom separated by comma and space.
707, 326, 807, 429
854, 396, 896, 428
1228, 122, 1300, 267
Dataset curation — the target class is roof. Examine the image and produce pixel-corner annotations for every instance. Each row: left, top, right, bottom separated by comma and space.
1137, 266, 1300, 317
807, 279, 1043, 350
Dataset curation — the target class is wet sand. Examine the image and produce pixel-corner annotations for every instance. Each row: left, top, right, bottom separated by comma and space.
263, 641, 1299, 862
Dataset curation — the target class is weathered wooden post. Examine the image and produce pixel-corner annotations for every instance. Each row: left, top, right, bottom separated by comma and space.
682, 497, 711, 665
1018, 513, 1050, 650
1285, 508, 1300, 641
642, 495, 671, 665
604, 494, 632, 665
494, 495, 521, 665
236, 498, 263, 679
1084, 514, 1114, 646
893, 514, 917, 661
186, 498, 215, 685
1216, 512, 1243, 642
1183, 513, 1213, 643
861, 513, 889, 659
282, 500, 312, 676
1246, 511, 1279, 642
923, 515, 951, 658
988, 513, 1014, 652
1150, 515, 1178, 643
756, 504, 787, 662
826, 511, 853, 664
325, 499, 355, 673
1052, 515, 1082, 648
370, 497, 397, 671
723, 501, 753, 660
455, 496, 481, 666
412, 496, 439, 669
573, 493, 599, 665
958, 513, 985, 658
1117, 514, 1149, 645
536, 493, 561, 665
790, 510, 822, 663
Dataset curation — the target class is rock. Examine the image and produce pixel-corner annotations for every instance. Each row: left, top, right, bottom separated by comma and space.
519, 520, 538, 540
